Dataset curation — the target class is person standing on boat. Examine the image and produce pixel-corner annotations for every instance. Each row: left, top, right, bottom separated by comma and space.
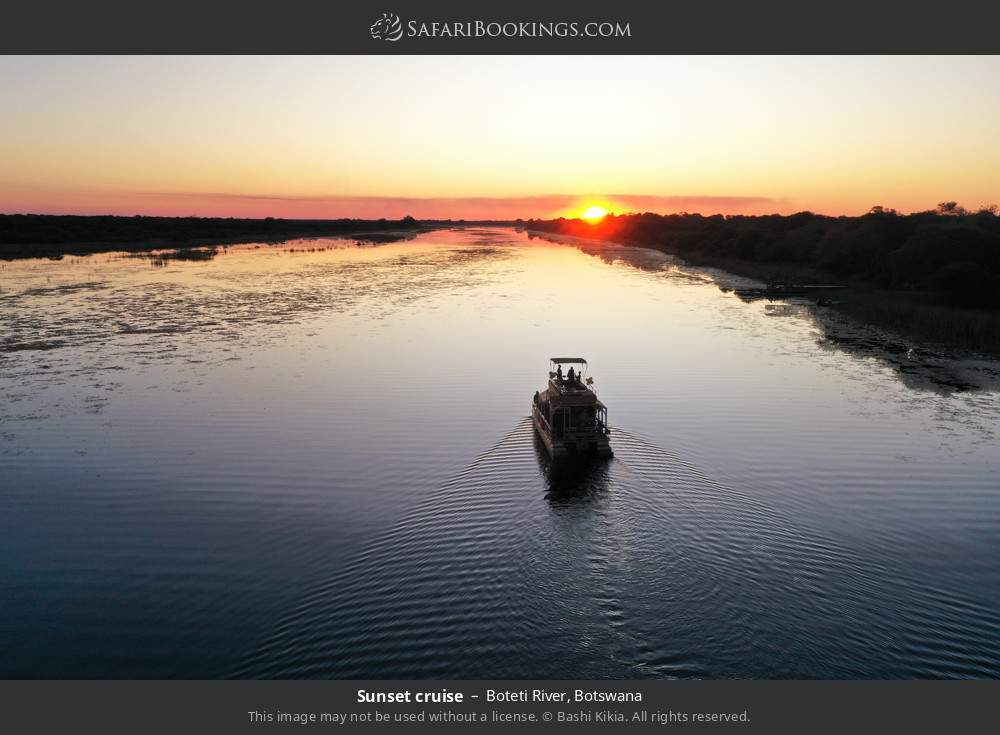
567, 366, 576, 384
556, 364, 563, 384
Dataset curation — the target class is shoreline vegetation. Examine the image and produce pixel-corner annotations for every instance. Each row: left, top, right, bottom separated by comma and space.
0, 214, 428, 258
526, 205, 1000, 356
5, 207, 1000, 355
0, 214, 502, 259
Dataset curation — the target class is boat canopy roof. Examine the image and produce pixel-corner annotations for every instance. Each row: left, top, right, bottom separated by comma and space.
550, 357, 587, 364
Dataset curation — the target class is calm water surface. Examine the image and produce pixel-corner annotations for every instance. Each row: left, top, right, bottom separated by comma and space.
2, 227, 998, 678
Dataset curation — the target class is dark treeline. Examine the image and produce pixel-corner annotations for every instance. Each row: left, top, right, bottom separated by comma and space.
0, 214, 424, 258
527, 203, 1000, 309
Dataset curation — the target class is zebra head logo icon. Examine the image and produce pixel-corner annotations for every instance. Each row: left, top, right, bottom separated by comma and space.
370, 13, 403, 42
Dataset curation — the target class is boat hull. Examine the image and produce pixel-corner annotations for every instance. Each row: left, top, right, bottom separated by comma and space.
531, 406, 613, 459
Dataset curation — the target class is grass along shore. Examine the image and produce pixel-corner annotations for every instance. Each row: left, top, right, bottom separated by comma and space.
0, 214, 438, 259
665, 250, 1000, 357
528, 223, 1000, 358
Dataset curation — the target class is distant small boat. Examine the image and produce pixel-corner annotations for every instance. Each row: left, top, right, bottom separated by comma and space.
531, 358, 613, 459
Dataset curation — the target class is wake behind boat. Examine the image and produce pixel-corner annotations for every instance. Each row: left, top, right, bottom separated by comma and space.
531, 358, 613, 459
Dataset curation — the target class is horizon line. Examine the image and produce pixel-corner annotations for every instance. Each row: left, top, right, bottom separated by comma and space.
2, 206, 989, 221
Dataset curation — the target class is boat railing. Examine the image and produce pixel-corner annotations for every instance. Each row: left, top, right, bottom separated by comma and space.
548, 379, 596, 397
566, 419, 608, 434
540, 413, 607, 435
535, 408, 552, 432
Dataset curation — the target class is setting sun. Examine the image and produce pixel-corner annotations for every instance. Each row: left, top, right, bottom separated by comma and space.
581, 205, 608, 221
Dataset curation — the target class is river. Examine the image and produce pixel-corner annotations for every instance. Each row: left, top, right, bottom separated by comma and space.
2, 227, 998, 678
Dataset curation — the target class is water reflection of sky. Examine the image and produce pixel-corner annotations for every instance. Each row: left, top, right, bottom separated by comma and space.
1, 227, 998, 678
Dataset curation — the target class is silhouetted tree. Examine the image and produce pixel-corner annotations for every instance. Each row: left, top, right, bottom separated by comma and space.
937, 201, 968, 216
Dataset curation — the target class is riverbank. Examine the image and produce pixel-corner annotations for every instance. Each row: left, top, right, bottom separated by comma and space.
0, 215, 429, 259
669, 252, 1000, 357
527, 210, 1000, 357
0, 215, 512, 259
529, 227, 1000, 357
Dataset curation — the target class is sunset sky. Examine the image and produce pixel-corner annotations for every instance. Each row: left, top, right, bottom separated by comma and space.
1, 55, 998, 219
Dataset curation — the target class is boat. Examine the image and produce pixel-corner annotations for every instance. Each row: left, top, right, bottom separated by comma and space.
531, 358, 612, 459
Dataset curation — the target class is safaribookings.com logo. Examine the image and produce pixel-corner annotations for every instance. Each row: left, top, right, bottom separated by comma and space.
370, 13, 631, 42
370, 13, 403, 41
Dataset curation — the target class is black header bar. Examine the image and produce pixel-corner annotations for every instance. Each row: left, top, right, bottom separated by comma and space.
4, 0, 1000, 54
